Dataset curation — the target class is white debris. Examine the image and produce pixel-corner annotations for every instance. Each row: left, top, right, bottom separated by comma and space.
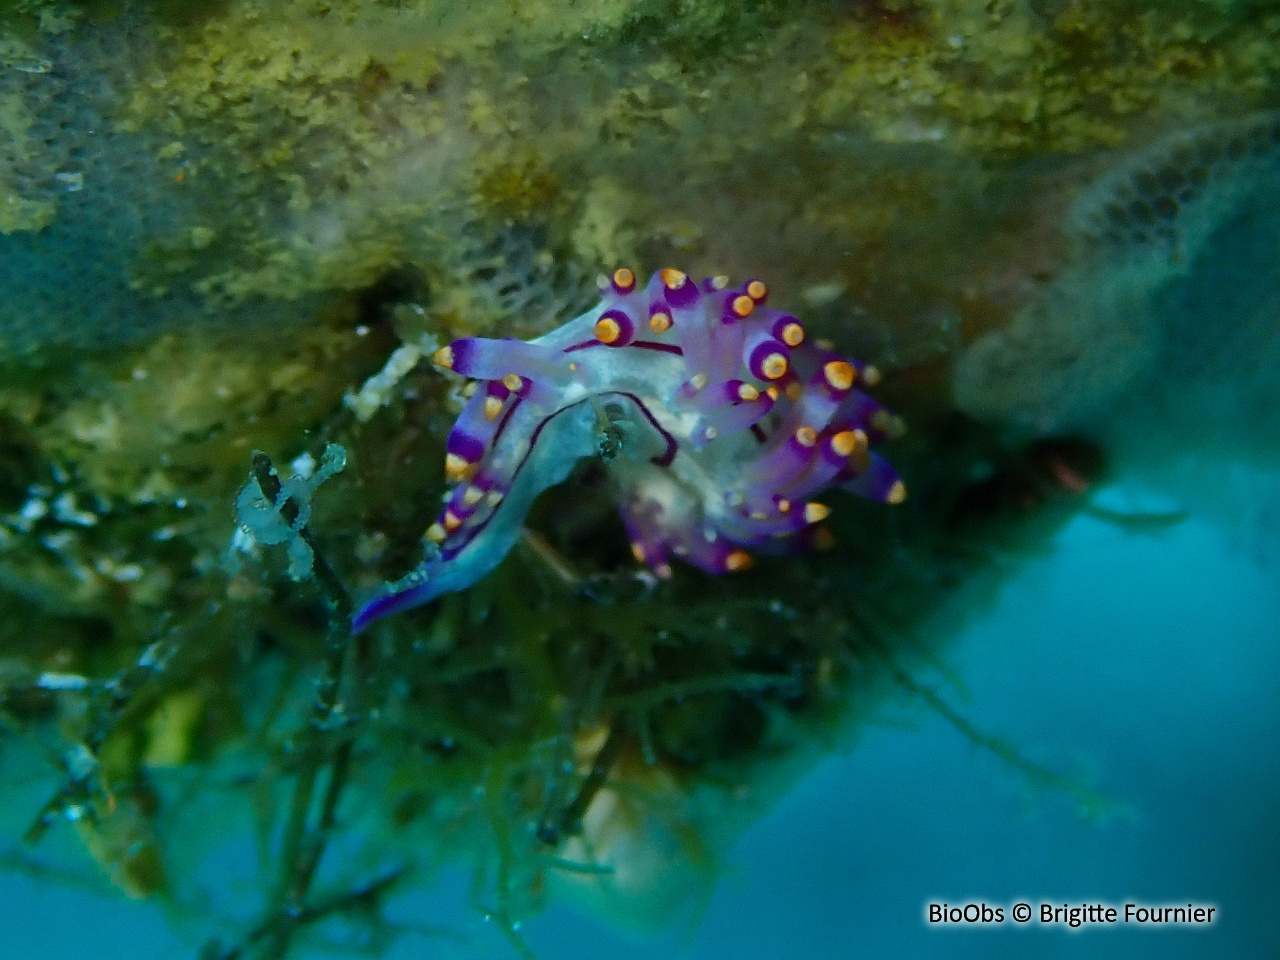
36, 672, 90, 691
52, 492, 99, 526
343, 343, 425, 422
15, 497, 48, 530
290, 451, 317, 479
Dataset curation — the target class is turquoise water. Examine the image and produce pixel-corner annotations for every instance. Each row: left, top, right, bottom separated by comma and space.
6, 482, 1276, 958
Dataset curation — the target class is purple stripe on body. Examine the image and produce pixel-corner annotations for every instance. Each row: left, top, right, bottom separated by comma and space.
565, 339, 683, 356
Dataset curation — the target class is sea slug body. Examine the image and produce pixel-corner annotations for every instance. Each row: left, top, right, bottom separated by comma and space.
353, 269, 905, 630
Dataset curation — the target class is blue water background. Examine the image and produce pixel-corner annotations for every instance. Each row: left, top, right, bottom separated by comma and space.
2, 479, 1277, 959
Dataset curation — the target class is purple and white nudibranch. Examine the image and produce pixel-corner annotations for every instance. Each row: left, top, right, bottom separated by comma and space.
352, 269, 906, 631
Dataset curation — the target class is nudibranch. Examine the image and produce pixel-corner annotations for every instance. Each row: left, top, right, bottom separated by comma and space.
352, 269, 905, 631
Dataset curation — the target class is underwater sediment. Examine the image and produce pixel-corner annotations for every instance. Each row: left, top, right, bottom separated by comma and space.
0, 0, 1278, 955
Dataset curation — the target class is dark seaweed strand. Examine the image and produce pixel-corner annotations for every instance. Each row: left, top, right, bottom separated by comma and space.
536, 718, 629, 846
199, 870, 404, 960
21, 616, 179, 846
250, 452, 352, 625
202, 454, 387, 960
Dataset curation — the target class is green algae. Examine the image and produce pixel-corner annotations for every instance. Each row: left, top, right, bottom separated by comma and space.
0, 301, 1105, 953
3, 0, 1277, 352
0, 79, 54, 234
11, 0, 1266, 344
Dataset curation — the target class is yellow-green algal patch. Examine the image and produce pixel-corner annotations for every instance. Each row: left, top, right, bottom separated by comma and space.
112, 0, 654, 314
0, 312, 392, 641
0, 69, 54, 233
118, 0, 462, 308
815, 0, 1280, 157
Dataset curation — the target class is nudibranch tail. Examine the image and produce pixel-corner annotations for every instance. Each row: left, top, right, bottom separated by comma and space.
351, 578, 434, 633
354, 270, 905, 631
